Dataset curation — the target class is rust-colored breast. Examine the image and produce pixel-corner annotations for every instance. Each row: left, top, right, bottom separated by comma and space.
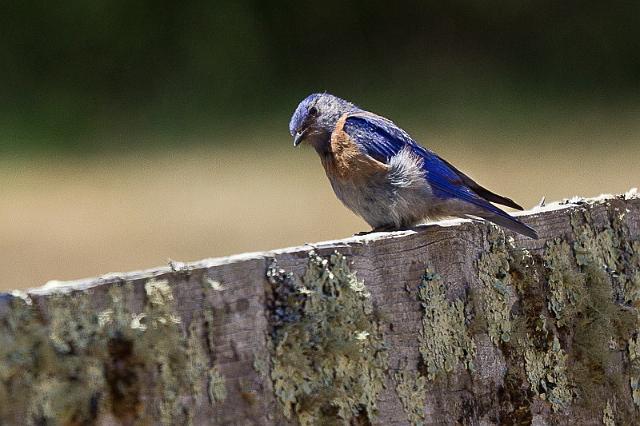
322, 113, 388, 182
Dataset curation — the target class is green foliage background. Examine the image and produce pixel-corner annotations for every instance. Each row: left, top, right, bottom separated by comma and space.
2, 1, 639, 152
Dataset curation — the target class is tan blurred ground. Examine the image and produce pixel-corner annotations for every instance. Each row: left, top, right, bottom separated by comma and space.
1, 120, 639, 290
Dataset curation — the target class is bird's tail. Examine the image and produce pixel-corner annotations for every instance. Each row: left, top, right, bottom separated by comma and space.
466, 208, 538, 239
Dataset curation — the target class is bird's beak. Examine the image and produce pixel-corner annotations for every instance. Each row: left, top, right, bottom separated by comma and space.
293, 129, 307, 147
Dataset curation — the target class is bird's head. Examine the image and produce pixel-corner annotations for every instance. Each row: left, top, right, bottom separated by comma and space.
289, 93, 358, 149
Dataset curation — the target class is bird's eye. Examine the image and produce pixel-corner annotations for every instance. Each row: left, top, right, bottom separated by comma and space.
308, 106, 318, 116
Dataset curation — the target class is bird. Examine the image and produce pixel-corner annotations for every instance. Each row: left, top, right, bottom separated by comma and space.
288, 93, 538, 239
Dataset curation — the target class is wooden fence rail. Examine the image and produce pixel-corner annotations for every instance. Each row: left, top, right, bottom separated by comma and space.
1, 191, 639, 425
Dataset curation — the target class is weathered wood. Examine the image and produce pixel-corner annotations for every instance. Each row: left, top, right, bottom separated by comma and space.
1, 191, 640, 425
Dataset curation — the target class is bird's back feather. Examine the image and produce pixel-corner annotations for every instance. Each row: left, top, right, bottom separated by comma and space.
342, 111, 537, 238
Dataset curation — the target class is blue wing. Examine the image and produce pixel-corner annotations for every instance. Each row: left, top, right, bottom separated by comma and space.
342, 112, 537, 238
343, 112, 487, 206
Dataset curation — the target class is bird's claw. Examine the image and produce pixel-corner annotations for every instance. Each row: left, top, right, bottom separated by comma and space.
353, 225, 400, 236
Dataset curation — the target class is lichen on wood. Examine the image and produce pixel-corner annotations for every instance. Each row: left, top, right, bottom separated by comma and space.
417, 269, 476, 380
544, 239, 586, 326
523, 334, 571, 411
0, 293, 105, 425
477, 227, 515, 344
394, 368, 427, 425
267, 251, 388, 425
568, 208, 640, 416
0, 278, 225, 425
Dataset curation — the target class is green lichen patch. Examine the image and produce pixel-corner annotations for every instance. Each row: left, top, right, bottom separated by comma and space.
136, 279, 194, 424
492, 230, 573, 417
544, 239, 587, 327
470, 242, 539, 424
477, 227, 515, 344
569, 262, 636, 399
569, 209, 640, 413
253, 351, 270, 379
605, 211, 640, 412
571, 212, 620, 271
208, 367, 227, 404
523, 334, 572, 411
570, 208, 640, 306
418, 270, 476, 380
0, 278, 225, 426
517, 211, 633, 423
268, 251, 388, 425
394, 369, 427, 425
0, 294, 105, 425
474, 205, 640, 420
588, 206, 640, 310
542, 233, 632, 393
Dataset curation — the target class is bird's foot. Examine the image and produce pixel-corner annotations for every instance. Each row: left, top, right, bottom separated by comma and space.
353, 230, 371, 236
353, 224, 401, 236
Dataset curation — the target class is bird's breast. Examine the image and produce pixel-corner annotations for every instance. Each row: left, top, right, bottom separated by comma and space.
313, 114, 394, 227
321, 114, 388, 183
318, 131, 436, 229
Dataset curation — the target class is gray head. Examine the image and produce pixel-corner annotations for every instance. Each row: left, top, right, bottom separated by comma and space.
289, 93, 359, 150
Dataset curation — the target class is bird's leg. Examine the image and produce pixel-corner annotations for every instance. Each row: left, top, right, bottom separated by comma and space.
353, 230, 372, 236
374, 224, 399, 232
353, 224, 399, 236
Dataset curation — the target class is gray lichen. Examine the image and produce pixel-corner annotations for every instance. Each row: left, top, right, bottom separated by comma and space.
544, 239, 587, 327
570, 208, 640, 411
418, 270, 476, 380
208, 367, 227, 404
394, 368, 427, 425
0, 278, 225, 425
482, 224, 575, 415
253, 351, 270, 379
523, 334, 572, 411
205, 277, 225, 291
572, 215, 619, 270
268, 251, 388, 425
0, 293, 106, 425
139, 279, 192, 424
477, 227, 515, 344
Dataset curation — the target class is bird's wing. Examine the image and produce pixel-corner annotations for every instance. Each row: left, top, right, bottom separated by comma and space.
343, 112, 523, 210
344, 112, 483, 205
341, 112, 412, 162
341, 111, 537, 238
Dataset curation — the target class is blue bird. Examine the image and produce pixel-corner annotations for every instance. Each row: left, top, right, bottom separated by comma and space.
289, 93, 538, 239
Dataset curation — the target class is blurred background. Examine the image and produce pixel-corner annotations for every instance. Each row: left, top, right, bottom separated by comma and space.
1, 1, 639, 290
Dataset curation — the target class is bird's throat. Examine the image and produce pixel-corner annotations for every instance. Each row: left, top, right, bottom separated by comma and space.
308, 131, 332, 156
